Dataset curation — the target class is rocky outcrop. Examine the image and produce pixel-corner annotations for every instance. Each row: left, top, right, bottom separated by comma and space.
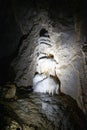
0, 0, 22, 84
82, 42, 87, 112
3, 83, 17, 99
0, 93, 86, 130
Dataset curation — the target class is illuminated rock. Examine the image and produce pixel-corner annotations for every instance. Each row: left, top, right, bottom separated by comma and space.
3, 83, 17, 99
10, 1, 87, 112
0, 93, 86, 130
33, 73, 61, 95
36, 58, 56, 76
33, 72, 47, 87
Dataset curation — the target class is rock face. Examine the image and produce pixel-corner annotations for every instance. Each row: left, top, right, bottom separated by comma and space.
7, 0, 87, 112
0, 0, 22, 84
3, 83, 16, 99
0, 93, 86, 130
0, 0, 87, 113
0, 0, 87, 129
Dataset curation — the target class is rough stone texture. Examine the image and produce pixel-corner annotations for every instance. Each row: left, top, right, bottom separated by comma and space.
0, 0, 87, 119
2, 83, 17, 99
8, 0, 87, 112
0, 92, 86, 130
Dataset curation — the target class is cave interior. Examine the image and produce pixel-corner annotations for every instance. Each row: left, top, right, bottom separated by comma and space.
0, 0, 87, 130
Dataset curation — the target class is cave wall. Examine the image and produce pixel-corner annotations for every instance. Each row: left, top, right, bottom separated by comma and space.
0, 0, 22, 83
0, 0, 87, 111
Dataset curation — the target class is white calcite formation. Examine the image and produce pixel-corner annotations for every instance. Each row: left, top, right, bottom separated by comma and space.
33, 28, 61, 95
33, 72, 47, 87
33, 73, 60, 95
36, 57, 56, 76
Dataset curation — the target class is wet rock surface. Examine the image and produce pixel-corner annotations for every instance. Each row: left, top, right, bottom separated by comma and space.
0, 90, 86, 130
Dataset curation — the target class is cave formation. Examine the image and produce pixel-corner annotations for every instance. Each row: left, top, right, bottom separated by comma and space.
0, 0, 87, 130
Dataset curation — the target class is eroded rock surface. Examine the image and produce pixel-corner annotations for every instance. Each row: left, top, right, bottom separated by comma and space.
0, 92, 86, 130
0, 0, 87, 118
10, 2, 87, 112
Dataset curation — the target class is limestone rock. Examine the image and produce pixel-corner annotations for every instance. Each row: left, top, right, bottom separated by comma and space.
0, 93, 86, 130
0, 0, 86, 113
3, 83, 17, 99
